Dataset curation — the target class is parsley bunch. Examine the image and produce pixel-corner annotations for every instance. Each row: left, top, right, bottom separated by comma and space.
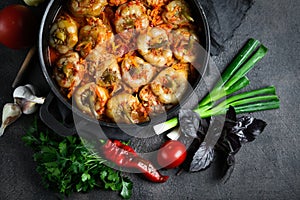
22, 119, 132, 199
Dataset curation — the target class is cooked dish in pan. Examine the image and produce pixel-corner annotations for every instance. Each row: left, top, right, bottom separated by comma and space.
48, 0, 203, 124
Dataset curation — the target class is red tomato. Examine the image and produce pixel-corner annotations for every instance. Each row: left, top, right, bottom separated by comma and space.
0, 4, 38, 49
157, 140, 187, 169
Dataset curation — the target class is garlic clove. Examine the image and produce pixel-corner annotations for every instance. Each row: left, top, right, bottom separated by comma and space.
13, 84, 45, 115
25, 84, 45, 104
14, 98, 38, 115
24, 84, 37, 94
13, 84, 45, 104
0, 103, 22, 137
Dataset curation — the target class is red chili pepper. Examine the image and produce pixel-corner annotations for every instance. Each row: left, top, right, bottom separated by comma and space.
102, 140, 169, 183
132, 156, 169, 183
112, 140, 138, 156
102, 140, 137, 168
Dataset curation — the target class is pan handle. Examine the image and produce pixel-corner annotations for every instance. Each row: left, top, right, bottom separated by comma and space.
39, 92, 76, 136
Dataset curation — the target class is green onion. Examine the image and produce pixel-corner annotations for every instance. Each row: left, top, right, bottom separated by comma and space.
223, 45, 268, 90
234, 100, 280, 113
208, 86, 277, 111
198, 95, 279, 118
201, 44, 268, 107
200, 100, 280, 117
216, 38, 260, 88
153, 117, 178, 135
203, 76, 250, 109
153, 39, 280, 135
199, 38, 261, 107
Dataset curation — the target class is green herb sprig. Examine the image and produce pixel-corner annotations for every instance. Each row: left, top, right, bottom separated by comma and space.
22, 118, 132, 199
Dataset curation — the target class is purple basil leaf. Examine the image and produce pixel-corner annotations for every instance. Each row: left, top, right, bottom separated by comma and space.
189, 116, 223, 172
179, 109, 200, 138
226, 106, 237, 121
242, 118, 267, 142
227, 133, 242, 154
217, 131, 241, 156
234, 116, 267, 144
197, 118, 210, 137
221, 153, 236, 183
223, 106, 237, 130
189, 142, 214, 172
215, 107, 267, 181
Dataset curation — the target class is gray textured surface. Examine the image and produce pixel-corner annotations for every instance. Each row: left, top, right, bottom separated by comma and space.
0, 0, 299, 199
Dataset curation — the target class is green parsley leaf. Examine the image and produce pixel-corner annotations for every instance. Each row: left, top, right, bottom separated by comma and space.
120, 177, 133, 199
58, 141, 67, 157
81, 172, 91, 182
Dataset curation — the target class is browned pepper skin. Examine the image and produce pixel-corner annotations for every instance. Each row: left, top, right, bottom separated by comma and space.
102, 140, 169, 183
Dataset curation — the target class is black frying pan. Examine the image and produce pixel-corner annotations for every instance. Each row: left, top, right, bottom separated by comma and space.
38, 0, 210, 139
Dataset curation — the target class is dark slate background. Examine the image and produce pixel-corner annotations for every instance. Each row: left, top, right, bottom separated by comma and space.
0, 0, 299, 199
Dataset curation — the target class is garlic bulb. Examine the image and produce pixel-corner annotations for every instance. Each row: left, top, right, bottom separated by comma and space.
13, 84, 45, 114
0, 103, 22, 136
13, 84, 45, 104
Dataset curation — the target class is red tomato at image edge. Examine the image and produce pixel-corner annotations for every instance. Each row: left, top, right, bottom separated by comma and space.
0, 4, 38, 49
157, 140, 187, 169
